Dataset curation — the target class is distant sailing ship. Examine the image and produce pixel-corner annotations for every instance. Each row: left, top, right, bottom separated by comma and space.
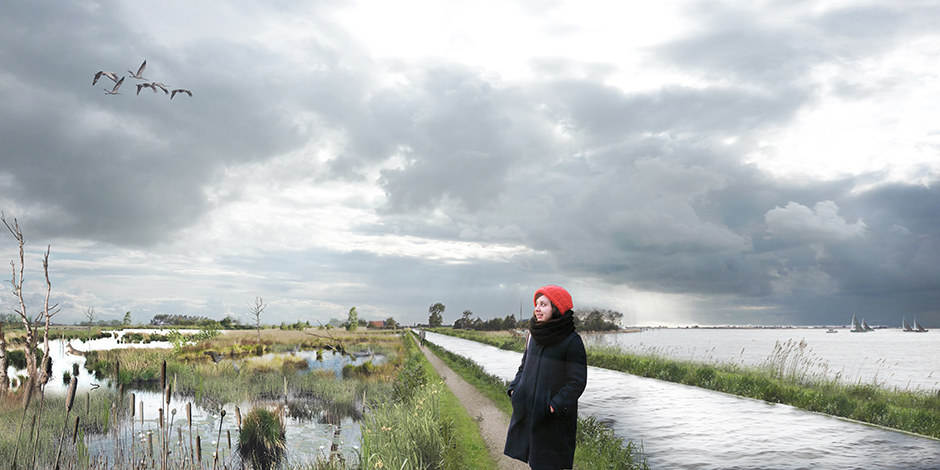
902, 316, 928, 332
862, 319, 873, 331
850, 314, 869, 333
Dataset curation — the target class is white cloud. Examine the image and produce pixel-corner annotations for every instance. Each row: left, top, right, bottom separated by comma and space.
765, 200, 867, 243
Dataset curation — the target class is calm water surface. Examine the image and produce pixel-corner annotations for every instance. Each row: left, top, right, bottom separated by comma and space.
19, 331, 368, 464
591, 328, 940, 391
424, 330, 940, 470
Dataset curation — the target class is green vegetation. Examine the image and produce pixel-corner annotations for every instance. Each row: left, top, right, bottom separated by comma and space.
361, 330, 495, 470
421, 335, 650, 470
429, 328, 527, 352
0, 328, 518, 469
431, 328, 940, 440
239, 407, 287, 470
0, 388, 119, 469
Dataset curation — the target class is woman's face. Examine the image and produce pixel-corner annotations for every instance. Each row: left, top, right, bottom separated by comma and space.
534, 295, 553, 322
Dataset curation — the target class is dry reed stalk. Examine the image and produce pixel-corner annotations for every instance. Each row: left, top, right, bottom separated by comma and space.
72, 416, 79, 444
164, 380, 173, 466
29, 380, 49, 470
159, 407, 165, 470
188, 402, 194, 469
26, 414, 36, 470
11, 378, 35, 470
212, 409, 226, 470
53, 376, 77, 470
197, 435, 203, 468
112, 401, 119, 466
130, 393, 136, 465
178, 426, 184, 467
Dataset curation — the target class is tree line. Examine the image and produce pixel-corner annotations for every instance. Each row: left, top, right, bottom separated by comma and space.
427, 302, 624, 332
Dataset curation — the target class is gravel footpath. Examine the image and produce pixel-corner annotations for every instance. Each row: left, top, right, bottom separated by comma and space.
418, 341, 529, 470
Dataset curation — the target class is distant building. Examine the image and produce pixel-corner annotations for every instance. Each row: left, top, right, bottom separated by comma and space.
369, 320, 385, 329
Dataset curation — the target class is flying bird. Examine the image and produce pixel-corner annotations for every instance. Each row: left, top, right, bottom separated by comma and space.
135, 82, 152, 95
93, 70, 118, 86
104, 76, 125, 95
128, 60, 147, 80
149, 82, 169, 95
170, 88, 192, 99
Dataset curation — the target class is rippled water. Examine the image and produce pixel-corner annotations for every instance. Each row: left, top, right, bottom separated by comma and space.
424, 331, 940, 470
589, 328, 940, 392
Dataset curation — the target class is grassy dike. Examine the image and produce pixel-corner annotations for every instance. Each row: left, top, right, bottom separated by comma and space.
418, 332, 650, 470
362, 330, 495, 470
430, 328, 940, 441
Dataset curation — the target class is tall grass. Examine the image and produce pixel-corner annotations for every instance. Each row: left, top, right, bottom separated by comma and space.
361, 381, 450, 470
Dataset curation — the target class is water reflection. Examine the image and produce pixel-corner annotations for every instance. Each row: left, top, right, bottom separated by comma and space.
424, 331, 940, 470
17, 331, 371, 464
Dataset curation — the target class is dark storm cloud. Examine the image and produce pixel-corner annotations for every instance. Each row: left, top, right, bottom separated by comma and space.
0, 1, 311, 245
2, 0, 940, 328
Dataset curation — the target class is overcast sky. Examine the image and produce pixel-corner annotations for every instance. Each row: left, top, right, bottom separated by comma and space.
1, 0, 939, 328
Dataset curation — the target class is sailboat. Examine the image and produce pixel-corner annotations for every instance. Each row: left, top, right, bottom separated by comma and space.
902, 316, 917, 332
862, 319, 874, 331
850, 314, 868, 333
914, 317, 929, 333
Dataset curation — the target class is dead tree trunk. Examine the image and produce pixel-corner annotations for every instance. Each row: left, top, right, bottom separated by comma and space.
248, 295, 267, 343
3, 213, 39, 389
38, 246, 58, 385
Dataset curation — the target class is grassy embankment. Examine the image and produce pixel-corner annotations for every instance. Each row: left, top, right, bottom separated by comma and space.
418, 332, 650, 470
362, 330, 495, 470
430, 328, 940, 440
0, 327, 505, 469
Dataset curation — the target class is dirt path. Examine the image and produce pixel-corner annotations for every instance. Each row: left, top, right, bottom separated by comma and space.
418, 341, 529, 470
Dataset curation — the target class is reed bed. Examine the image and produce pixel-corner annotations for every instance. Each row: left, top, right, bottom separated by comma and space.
0, 329, 413, 470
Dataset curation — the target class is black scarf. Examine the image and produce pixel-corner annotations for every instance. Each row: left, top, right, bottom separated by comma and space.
529, 310, 576, 347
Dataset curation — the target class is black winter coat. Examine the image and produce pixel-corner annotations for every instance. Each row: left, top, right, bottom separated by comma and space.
504, 331, 587, 469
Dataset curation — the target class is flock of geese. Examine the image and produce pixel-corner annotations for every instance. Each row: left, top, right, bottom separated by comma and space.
93, 60, 192, 99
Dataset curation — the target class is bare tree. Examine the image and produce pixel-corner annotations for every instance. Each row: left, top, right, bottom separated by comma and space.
2, 213, 62, 393
83, 306, 98, 325
248, 295, 267, 342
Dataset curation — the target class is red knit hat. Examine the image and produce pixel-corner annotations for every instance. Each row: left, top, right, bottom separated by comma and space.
533, 285, 573, 314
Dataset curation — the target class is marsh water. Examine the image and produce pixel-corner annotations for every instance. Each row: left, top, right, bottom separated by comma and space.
22, 330, 380, 465
424, 329, 940, 470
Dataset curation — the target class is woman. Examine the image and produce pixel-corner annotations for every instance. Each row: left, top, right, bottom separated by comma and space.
504, 285, 588, 470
